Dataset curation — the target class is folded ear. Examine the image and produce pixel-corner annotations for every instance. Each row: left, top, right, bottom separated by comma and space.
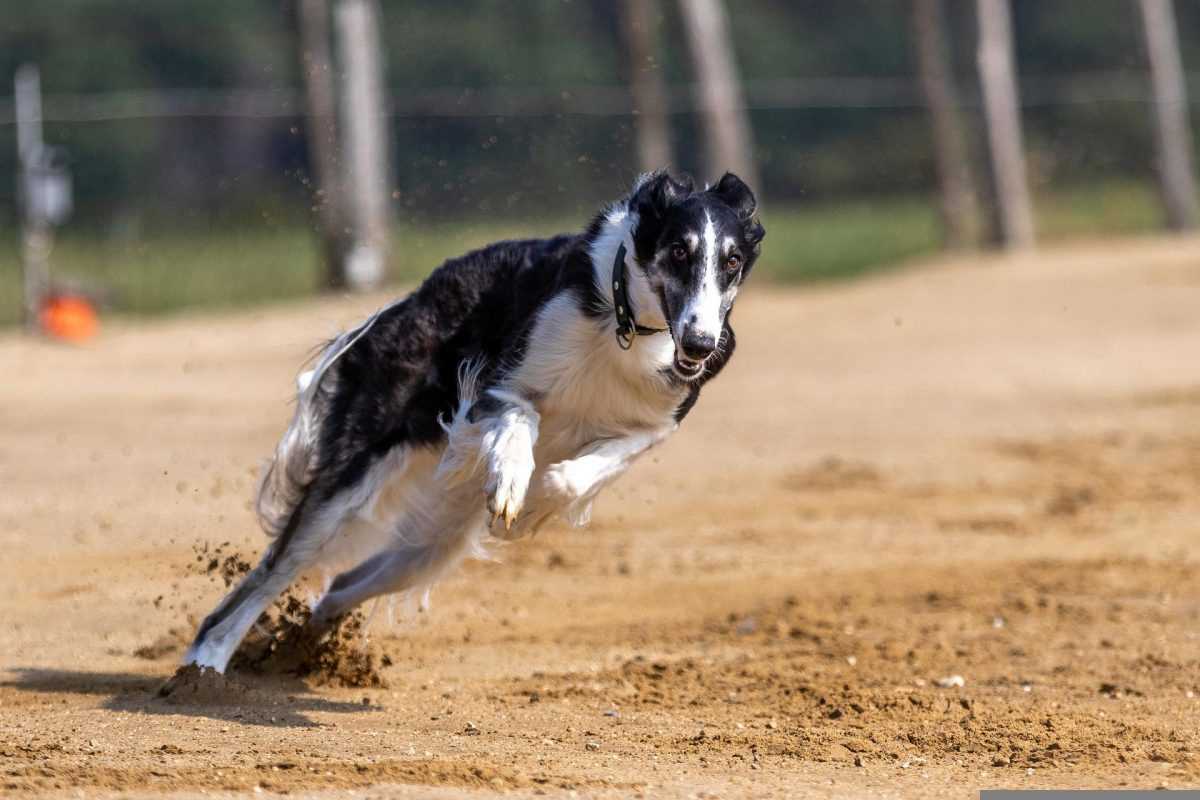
711, 172, 765, 248
630, 171, 694, 254
710, 172, 757, 221
631, 171, 692, 224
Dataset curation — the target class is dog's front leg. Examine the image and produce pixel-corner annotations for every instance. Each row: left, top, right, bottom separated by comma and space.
474, 389, 540, 532
542, 426, 673, 524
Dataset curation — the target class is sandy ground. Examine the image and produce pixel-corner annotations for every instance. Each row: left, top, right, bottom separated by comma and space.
2, 236, 1200, 799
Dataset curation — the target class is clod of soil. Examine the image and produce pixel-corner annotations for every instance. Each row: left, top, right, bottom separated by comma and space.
190, 541, 252, 587
229, 592, 392, 688
157, 664, 256, 705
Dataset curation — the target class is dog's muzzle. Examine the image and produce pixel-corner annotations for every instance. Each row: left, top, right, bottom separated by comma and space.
671, 324, 717, 380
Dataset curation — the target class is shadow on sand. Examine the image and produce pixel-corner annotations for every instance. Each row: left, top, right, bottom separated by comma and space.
1, 667, 376, 728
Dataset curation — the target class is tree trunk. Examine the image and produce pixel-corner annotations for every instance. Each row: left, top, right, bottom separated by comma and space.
298, 0, 351, 289
335, 0, 391, 291
976, 0, 1035, 249
619, 0, 673, 172
677, 0, 758, 187
1138, 0, 1198, 231
911, 0, 978, 249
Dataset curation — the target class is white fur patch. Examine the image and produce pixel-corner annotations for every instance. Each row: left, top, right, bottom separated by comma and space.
675, 211, 723, 342
480, 392, 539, 528
508, 292, 679, 443
541, 427, 671, 525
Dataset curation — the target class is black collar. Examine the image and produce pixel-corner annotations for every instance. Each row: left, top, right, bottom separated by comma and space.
611, 243, 667, 350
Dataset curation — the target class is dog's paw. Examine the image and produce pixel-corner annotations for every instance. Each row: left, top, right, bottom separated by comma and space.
542, 462, 596, 527
182, 638, 233, 673
484, 429, 535, 531
542, 460, 586, 503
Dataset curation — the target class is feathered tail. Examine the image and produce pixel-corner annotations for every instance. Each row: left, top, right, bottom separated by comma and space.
254, 309, 386, 538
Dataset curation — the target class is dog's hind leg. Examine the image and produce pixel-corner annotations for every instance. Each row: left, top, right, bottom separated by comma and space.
184, 485, 357, 671
185, 446, 413, 671
308, 482, 487, 629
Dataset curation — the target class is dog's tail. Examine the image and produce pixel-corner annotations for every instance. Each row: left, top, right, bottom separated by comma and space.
254, 309, 386, 539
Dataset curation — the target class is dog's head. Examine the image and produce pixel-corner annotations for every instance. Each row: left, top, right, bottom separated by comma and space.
629, 171, 765, 381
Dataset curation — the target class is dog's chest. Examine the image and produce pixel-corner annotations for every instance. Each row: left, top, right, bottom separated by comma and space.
507, 293, 683, 451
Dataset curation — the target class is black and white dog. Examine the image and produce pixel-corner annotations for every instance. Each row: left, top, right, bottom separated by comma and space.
185, 171, 765, 672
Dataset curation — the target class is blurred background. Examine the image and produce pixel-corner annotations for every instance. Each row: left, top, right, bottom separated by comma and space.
2, 0, 1199, 328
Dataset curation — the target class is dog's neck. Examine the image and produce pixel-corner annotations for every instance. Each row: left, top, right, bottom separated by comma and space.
588, 204, 668, 334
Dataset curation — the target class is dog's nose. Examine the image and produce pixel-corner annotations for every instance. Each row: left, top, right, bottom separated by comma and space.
679, 327, 717, 361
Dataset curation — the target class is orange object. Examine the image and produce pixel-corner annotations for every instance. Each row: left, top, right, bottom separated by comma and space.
39, 294, 99, 342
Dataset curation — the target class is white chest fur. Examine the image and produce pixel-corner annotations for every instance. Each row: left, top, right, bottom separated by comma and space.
505, 292, 684, 458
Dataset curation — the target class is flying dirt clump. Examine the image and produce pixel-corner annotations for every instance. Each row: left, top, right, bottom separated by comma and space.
191, 540, 253, 587
230, 593, 393, 688
179, 541, 393, 688
132, 627, 189, 660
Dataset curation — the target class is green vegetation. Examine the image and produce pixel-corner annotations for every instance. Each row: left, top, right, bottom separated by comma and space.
0, 181, 1169, 327
760, 198, 940, 283
1035, 180, 1165, 240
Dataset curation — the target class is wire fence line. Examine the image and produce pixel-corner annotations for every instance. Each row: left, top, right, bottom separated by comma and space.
0, 71, 1179, 125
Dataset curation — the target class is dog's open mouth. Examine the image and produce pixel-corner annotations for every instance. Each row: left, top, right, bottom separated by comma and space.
672, 354, 705, 380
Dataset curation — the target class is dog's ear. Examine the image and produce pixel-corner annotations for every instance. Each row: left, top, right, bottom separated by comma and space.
631, 171, 692, 245
711, 172, 765, 249
711, 172, 756, 219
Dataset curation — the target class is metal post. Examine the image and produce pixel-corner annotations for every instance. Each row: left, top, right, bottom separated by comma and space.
335, 0, 391, 291
15, 64, 50, 332
976, 0, 1035, 250
1138, 0, 1198, 231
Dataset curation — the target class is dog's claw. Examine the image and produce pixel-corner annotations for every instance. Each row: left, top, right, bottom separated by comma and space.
484, 433, 534, 535
488, 499, 518, 531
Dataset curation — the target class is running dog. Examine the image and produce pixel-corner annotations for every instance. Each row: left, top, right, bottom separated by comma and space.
185, 170, 765, 671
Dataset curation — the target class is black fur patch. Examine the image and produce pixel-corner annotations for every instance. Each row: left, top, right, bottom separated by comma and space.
309, 233, 594, 500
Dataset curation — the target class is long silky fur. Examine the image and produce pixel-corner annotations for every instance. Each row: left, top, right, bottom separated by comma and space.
432, 358, 488, 487
254, 308, 388, 538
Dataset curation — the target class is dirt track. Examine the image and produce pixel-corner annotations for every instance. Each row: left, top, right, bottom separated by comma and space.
3, 237, 1200, 798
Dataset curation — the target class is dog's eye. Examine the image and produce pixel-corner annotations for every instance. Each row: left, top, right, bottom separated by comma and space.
670, 245, 688, 262
725, 254, 742, 272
